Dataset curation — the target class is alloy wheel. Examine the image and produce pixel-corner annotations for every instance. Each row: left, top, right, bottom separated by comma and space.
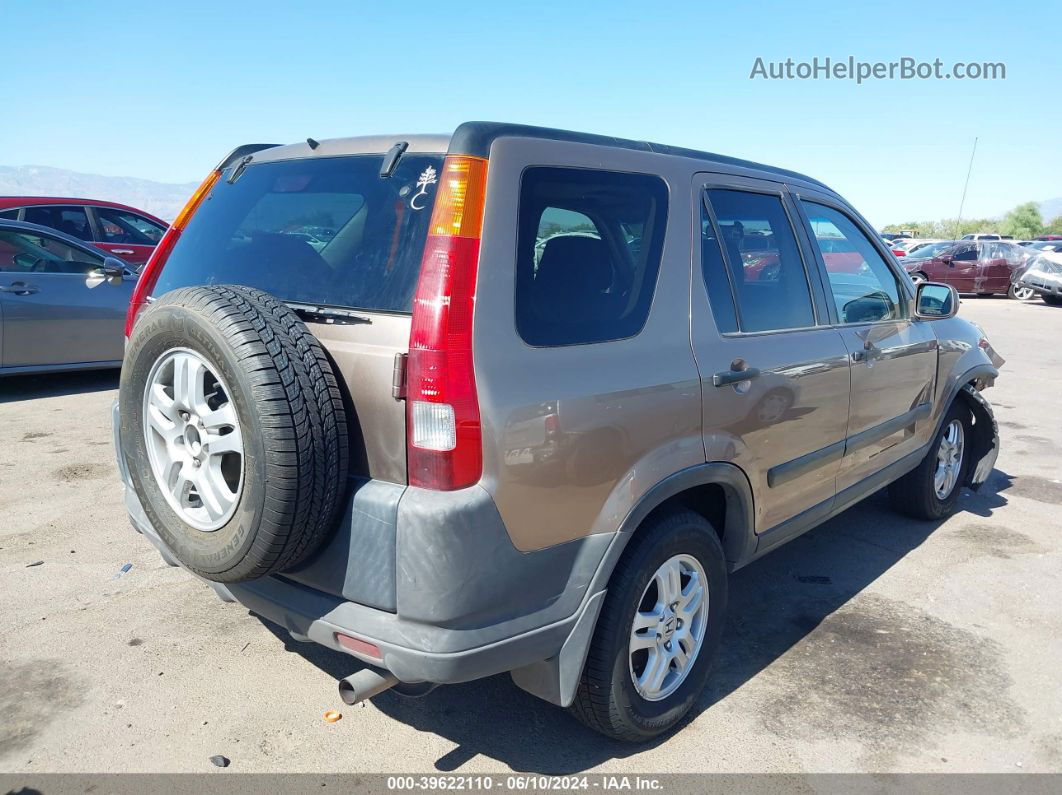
933, 419, 965, 500
142, 348, 244, 531
628, 554, 709, 702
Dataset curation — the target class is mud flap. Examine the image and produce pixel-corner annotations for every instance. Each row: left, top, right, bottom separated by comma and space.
510, 590, 606, 707
959, 384, 999, 491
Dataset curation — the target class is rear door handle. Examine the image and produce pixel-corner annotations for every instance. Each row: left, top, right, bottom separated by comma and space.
110, 248, 135, 255
713, 366, 761, 387
0, 282, 39, 295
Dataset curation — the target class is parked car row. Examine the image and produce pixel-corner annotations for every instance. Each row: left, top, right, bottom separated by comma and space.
876, 235, 1062, 304
901, 239, 1035, 299
0, 197, 167, 267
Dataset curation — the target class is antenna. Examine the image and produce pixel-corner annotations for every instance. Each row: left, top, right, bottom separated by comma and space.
955, 137, 978, 238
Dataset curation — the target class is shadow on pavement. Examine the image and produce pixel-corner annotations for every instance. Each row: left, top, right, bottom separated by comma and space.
0, 369, 120, 404
256, 470, 1013, 773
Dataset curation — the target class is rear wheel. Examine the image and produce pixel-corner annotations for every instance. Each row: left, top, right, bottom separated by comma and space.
888, 402, 971, 520
569, 509, 727, 742
1043, 294, 1062, 307
909, 272, 928, 285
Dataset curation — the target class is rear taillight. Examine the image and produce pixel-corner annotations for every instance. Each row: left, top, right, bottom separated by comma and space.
544, 413, 560, 437
406, 156, 488, 491
124, 169, 221, 336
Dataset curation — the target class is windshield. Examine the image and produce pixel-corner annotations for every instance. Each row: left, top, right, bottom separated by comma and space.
1029, 241, 1062, 252
907, 241, 953, 259
154, 153, 443, 313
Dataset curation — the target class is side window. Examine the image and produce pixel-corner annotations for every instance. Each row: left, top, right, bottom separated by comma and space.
801, 202, 904, 324
95, 208, 166, 244
0, 230, 103, 274
515, 167, 668, 346
0, 209, 19, 220
22, 206, 93, 241
700, 209, 738, 333
953, 244, 979, 261
705, 189, 815, 332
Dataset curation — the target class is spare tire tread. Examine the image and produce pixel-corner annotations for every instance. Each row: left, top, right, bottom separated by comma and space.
123, 284, 349, 581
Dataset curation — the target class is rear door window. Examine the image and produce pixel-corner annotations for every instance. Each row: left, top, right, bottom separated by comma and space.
23, 206, 93, 240
153, 154, 444, 313
704, 189, 815, 332
515, 167, 668, 346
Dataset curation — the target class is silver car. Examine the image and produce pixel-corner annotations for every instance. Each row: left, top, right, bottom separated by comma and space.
0, 219, 137, 375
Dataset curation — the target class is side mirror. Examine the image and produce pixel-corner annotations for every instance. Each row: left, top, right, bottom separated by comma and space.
86, 256, 127, 288
914, 282, 959, 319
938, 253, 954, 264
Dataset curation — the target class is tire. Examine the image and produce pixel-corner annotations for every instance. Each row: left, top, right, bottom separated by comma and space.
1043, 294, 1062, 307
569, 509, 727, 742
976, 292, 993, 298
888, 401, 971, 520
910, 272, 928, 285
1008, 283, 1035, 300
119, 285, 348, 582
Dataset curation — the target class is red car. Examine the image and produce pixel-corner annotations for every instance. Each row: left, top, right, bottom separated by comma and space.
902, 240, 1029, 297
0, 197, 167, 266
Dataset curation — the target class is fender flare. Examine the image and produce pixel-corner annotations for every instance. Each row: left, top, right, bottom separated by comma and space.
510, 462, 756, 707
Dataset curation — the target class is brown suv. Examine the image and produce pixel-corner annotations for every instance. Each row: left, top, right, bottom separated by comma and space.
113, 122, 1003, 742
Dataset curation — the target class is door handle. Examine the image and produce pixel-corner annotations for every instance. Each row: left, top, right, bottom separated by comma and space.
0, 282, 39, 295
713, 365, 761, 387
110, 248, 135, 255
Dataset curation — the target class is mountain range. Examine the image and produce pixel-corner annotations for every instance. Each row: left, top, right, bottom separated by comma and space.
0, 166, 198, 222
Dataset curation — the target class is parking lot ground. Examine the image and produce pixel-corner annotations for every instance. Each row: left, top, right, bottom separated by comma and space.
1, 296, 1061, 775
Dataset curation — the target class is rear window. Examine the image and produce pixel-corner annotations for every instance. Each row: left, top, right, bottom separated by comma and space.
515, 167, 668, 346
154, 153, 444, 313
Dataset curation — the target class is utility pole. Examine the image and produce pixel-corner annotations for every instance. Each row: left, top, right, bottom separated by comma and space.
955, 137, 978, 238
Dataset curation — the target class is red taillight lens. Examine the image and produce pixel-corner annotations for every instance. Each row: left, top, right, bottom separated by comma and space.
544, 413, 560, 436
407, 156, 487, 491
124, 169, 221, 336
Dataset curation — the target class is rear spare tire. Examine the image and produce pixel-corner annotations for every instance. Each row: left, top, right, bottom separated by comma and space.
119, 285, 348, 582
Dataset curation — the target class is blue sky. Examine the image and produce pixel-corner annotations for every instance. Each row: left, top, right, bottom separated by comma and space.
3, 0, 1059, 226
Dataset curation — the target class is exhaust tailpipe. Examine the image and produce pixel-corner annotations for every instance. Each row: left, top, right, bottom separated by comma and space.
338, 667, 400, 705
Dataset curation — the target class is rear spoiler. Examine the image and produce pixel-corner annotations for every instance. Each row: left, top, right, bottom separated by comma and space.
215, 144, 281, 172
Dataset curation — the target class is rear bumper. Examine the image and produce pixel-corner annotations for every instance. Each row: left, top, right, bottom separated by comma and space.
113, 401, 610, 689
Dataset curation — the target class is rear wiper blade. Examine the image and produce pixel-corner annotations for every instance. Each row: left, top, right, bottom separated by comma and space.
285, 302, 372, 325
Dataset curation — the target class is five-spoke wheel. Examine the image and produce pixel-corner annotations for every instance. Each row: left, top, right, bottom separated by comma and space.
142, 348, 243, 531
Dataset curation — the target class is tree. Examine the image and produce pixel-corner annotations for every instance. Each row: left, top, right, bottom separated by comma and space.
1044, 215, 1062, 235
999, 202, 1043, 239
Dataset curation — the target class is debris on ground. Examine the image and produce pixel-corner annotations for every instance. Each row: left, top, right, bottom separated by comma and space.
112, 563, 133, 580
26, 561, 44, 568
323, 710, 342, 723
210, 755, 230, 768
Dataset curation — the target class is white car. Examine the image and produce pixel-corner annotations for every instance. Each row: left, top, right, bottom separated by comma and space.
1018, 250, 1062, 306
